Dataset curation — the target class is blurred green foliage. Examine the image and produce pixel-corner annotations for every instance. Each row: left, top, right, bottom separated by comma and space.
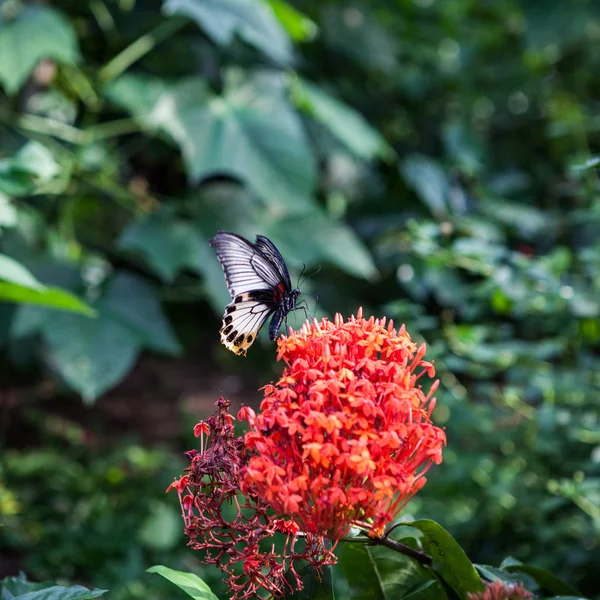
1, 0, 599, 598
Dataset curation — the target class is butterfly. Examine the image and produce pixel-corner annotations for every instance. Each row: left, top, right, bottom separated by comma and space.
209, 231, 302, 356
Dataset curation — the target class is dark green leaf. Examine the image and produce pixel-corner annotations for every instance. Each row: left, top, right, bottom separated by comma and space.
129, 70, 317, 211
0, 4, 79, 94
369, 544, 444, 600
163, 0, 292, 64
118, 214, 229, 310
118, 214, 207, 282
402, 520, 484, 599
265, 210, 378, 280
286, 562, 335, 600
146, 566, 219, 600
7, 586, 107, 600
0, 573, 54, 599
102, 73, 168, 117
41, 310, 141, 403
474, 565, 523, 584
402, 580, 439, 600
503, 565, 581, 596
291, 77, 393, 161
98, 271, 182, 356
339, 543, 385, 600
400, 155, 448, 217
0, 142, 61, 197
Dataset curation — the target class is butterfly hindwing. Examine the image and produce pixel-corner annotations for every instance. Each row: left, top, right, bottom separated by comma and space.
219, 291, 276, 356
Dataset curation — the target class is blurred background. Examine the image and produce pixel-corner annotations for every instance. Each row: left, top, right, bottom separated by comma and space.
0, 0, 599, 598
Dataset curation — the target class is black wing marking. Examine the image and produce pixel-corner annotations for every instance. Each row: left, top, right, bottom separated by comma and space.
254, 235, 292, 291
219, 292, 276, 356
209, 231, 282, 297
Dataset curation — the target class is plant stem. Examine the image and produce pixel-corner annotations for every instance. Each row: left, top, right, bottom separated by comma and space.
98, 17, 188, 82
344, 535, 433, 566
370, 536, 433, 566
86, 118, 141, 141
14, 114, 140, 145
17, 114, 86, 144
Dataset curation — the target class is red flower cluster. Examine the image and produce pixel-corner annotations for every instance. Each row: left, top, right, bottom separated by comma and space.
241, 309, 446, 539
167, 398, 336, 600
468, 581, 533, 600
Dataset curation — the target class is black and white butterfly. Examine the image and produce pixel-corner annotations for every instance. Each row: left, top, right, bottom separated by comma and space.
209, 231, 302, 356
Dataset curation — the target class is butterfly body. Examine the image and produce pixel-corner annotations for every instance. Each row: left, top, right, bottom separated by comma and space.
209, 232, 301, 355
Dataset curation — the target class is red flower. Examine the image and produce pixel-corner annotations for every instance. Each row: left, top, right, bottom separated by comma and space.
241, 309, 446, 539
468, 581, 533, 600
170, 398, 336, 600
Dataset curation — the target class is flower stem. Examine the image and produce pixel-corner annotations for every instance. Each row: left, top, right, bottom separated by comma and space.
98, 16, 188, 82
369, 536, 432, 566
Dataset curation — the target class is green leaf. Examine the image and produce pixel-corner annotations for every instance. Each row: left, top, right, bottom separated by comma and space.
41, 310, 141, 403
0, 282, 96, 316
369, 544, 444, 600
285, 562, 335, 600
14, 140, 61, 182
0, 573, 54, 599
474, 564, 523, 584
265, 0, 317, 41
163, 0, 292, 64
0, 4, 79, 94
0, 163, 33, 197
265, 210, 378, 280
503, 565, 581, 596
118, 214, 207, 282
402, 580, 439, 600
569, 156, 600, 171
339, 543, 385, 600
0, 194, 17, 226
118, 214, 229, 311
291, 77, 393, 161
140, 70, 317, 211
402, 520, 484, 599
103, 73, 168, 118
98, 271, 182, 356
147, 566, 219, 600
0, 253, 44, 289
0, 142, 61, 197
6, 586, 107, 600
400, 154, 448, 217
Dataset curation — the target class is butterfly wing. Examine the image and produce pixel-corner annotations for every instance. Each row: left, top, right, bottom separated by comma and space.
210, 231, 295, 355
209, 232, 284, 297
219, 291, 276, 356
254, 235, 292, 291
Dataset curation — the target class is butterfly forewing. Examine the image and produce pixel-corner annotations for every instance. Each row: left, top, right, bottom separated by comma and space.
209, 232, 281, 297
210, 231, 299, 355
254, 235, 292, 290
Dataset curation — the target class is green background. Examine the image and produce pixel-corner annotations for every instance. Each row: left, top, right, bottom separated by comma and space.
0, 0, 598, 599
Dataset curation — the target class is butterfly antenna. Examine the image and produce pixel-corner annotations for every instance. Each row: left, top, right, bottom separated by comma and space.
296, 263, 307, 289
299, 265, 322, 289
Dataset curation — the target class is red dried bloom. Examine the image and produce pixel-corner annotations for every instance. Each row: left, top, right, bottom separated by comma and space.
468, 581, 533, 600
169, 398, 336, 600
241, 309, 446, 539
